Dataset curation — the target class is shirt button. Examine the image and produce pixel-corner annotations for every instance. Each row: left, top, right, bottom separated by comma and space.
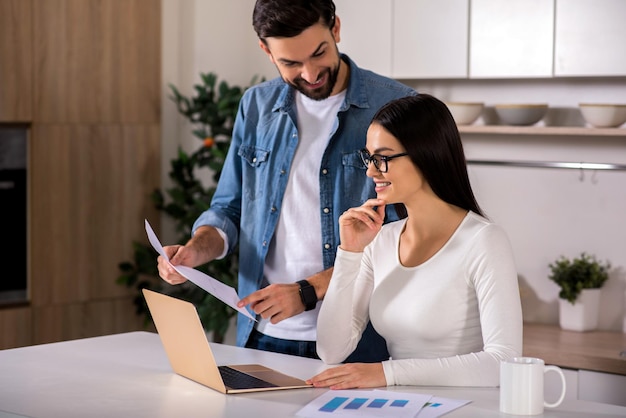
322, 168, 328, 175
271, 207, 277, 212
252, 157, 257, 163
280, 169, 286, 175
263, 241, 267, 247
324, 243, 331, 249
323, 208, 330, 214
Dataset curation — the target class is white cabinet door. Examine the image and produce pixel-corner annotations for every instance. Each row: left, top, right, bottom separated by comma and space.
470, 0, 554, 78
555, 0, 626, 76
334, 0, 393, 76
578, 370, 626, 407
392, 0, 469, 79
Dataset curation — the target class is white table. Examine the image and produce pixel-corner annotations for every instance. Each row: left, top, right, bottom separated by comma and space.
1, 332, 625, 418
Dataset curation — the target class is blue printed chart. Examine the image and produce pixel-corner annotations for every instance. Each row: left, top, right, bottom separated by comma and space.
296, 390, 432, 418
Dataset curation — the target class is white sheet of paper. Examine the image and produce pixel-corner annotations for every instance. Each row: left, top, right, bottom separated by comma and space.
144, 219, 256, 321
296, 389, 432, 418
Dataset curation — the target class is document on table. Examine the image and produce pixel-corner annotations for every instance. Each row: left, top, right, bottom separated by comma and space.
144, 219, 256, 321
296, 389, 471, 418
296, 390, 431, 418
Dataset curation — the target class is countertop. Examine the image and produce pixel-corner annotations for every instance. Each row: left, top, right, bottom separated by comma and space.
523, 323, 626, 375
2, 331, 626, 417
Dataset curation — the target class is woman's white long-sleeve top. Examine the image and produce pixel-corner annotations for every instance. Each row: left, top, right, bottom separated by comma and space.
316, 211, 523, 387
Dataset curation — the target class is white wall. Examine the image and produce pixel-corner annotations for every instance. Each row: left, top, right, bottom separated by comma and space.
405, 78, 626, 331
161, 0, 276, 242
162, 1, 626, 332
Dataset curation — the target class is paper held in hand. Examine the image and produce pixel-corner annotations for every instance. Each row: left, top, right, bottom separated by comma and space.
144, 219, 256, 321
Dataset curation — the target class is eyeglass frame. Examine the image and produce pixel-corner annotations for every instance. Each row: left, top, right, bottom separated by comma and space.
359, 149, 409, 173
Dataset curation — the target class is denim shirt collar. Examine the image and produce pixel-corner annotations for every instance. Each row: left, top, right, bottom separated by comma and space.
271, 53, 370, 114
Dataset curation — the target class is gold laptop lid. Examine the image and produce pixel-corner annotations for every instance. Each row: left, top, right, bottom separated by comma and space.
142, 288, 227, 393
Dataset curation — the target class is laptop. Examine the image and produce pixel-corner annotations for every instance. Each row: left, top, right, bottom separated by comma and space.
142, 288, 312, 394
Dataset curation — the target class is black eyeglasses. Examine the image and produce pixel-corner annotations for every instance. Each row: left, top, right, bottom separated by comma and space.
359, 149, 408, 173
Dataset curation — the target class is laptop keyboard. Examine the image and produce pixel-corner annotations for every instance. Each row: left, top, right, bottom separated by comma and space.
218, 366, 278, 389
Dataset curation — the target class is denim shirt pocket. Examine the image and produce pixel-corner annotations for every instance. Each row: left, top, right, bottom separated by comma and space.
238, 145, 270, 167
342, 151, 373, 206
238, 145, 270, 201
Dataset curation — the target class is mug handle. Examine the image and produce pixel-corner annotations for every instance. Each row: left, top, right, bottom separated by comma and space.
544, 365, 567, 408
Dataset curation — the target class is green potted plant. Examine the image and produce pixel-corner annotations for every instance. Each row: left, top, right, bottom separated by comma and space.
117, 72, 260, 342
548, 252, 610, 331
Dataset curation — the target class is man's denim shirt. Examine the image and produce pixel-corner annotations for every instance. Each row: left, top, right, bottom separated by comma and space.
193, 54, 416, 347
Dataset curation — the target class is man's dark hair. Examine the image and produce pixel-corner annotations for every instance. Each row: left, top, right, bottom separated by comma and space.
253, 0, 336, 42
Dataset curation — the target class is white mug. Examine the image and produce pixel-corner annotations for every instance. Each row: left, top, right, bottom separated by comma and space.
500, 357, 566, 415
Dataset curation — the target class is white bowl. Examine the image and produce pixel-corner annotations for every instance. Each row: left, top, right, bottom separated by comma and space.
579, 103, 626, 128
445, 102, 484, 125
495, 104, 548, 126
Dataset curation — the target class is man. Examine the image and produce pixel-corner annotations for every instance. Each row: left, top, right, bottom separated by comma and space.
158, 0, 416, 361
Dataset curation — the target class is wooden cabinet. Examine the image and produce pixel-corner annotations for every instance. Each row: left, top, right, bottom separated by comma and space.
554, 0, 626, 77
29, 125, 161, 306
0, 0, 161, 350
393, 0, 468, 79
334, 0, 393, 76
0, 306, 31, 348
470, 0, 554, 78
32, 0, 160, 123
0, 0, 32, 121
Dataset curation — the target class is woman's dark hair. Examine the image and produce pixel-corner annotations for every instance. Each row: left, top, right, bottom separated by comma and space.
253, 0, 336, 42
373, 94, 484, 217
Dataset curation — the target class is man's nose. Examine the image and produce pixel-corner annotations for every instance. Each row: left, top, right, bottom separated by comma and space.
300, 63, 320, 84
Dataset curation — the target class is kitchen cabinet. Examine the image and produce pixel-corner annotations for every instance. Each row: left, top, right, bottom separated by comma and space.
33, 0, 160, 123
393, 0, 468, 79
0, 0, 32, 121
524, 323, 626, 407
554, 0, 626, 77
337, 0, 626, 80
578, 370, 626, 407
336, 0, 468, 79
0, 0, 162, 350
469, 0, 554, 78
334, 0, 392, 76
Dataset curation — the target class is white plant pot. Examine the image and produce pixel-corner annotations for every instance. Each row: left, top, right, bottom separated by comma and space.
558, 288, 601, 331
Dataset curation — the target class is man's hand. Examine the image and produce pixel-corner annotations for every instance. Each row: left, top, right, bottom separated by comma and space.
237, 283, 304, 324
157, 226, 225, 285
306, 362, 386, 389
237, 267, 334, 323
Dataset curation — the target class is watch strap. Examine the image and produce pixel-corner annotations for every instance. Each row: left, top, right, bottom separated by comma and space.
297, 280, 318, 311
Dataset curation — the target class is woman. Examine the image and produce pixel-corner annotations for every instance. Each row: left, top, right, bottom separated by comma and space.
308, 94, 522, 389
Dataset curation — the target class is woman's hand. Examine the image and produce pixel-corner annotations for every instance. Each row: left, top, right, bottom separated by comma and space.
339, 199, 386, 252
306, 362, 386, 390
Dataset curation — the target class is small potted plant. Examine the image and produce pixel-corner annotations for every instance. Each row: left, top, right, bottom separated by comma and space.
548, 252, 610, 331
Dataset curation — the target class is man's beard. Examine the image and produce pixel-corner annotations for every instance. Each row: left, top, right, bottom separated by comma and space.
287, 60, 340, 101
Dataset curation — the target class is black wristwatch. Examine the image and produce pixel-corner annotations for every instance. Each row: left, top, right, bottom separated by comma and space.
297, 280, 318, 311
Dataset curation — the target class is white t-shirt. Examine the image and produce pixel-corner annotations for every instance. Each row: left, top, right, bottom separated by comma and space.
317, 212, 523, 386
259, 90, 346, 340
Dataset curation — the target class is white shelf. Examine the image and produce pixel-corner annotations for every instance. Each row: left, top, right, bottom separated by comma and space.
458, 125, 626, 137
